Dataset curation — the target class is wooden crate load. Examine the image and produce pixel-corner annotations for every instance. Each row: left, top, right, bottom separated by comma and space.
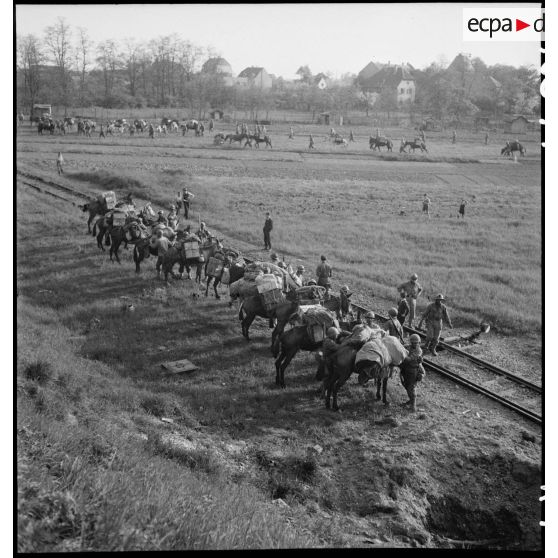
308, 324, 326, 343
99, 191, 116, 210
112, 209, 128, 227
295, 285, 326, 305
206, 255, 225, 278
261, 288, 285, 312
255, 273, 283, 294
183, 240, 201, 260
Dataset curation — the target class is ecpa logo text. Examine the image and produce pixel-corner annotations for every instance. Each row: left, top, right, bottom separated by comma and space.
467, 13, 544, 38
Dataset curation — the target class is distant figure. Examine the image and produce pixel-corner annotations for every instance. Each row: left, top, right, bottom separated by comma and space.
263, 211, 273, 250
209, 118, 214, 132
330, 127, 336, 137
376, 128, 380, 138
235, 123, 241, 135
400, 334, 426, 412
383, 308, 404, 341
262, 125, 267, 135
293, 265, 305, 287
56, 152, 64, 175
167, 205, 178, 230
308, 134, 315, 149
458, 199, 467, 218
99, 124, 105, 138
420, 129, 426, 143
288, 126, 294, 139
148, 124, 154, 139
422, 194, 431, 218
316, 255, 332, 298
181, 188, 194, 219
339, 285, 352, 320
349, 130, 355, 142
452, 130, 456, 144
484, 131, 489, 145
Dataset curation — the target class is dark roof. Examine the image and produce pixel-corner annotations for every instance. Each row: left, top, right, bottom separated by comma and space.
358, 61, 383, 81
358, 63, 414, 92
202, 57, 232, 74
238, 66, 264, 78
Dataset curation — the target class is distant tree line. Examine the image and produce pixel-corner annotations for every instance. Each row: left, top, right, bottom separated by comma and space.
17, 17, 541, 121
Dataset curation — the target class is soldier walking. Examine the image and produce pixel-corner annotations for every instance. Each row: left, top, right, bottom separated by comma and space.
400, 334, 426, 412
308, 134, 315, 149
383, 308, 404, 341
484, 131, 489, 145
263, 211, 273, 250
316, 255, 332, 298
397, 290, 410, 325
349, 130, 355, 142
422, 194, 431, 218
99, 124, 105, 138
418, 293, 453, 356
452, 129, 457, 144
397, 273, 423, 328
181, 188, 194, 219
288, 126, 294, 139
458, 199, 467, 218
56, 152, 64, 175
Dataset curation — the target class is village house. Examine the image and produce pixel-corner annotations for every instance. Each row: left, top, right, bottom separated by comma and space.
236, 67, 273, 90
201, 57, 234, 87
357, 62, 416, 105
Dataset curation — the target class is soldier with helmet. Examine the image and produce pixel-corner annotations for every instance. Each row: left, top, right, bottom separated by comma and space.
293, 265, 305, 287
383, 307, 404, 341
418, 293, 453, 356
397, 273, 423, 328
397, 290, 410, 325
339, 285, 352, 320
156, 210, 168, 225
196, 221, 210, 240
400, 333, 426, 411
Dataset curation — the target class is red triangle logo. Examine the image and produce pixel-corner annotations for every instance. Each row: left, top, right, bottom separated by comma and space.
516, 19, 530, 31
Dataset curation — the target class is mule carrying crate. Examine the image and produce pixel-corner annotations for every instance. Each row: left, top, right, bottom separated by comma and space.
183, 240, 200, 260
308, 324, 326, 343
112, 210, 127, 226
206, 256, 224, 278
100, 191, 116, 210
261, 288, 285, 312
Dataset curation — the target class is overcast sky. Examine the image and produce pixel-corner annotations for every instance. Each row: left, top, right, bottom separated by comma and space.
16, 3, 540, 78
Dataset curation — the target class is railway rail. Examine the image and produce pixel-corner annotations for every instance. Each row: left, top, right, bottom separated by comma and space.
17, 172, 542, 425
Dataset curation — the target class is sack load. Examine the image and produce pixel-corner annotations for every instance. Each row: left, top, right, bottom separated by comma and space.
342, 323, 383, 347
206, 256, 225, 278
296, 305, 338, 333
265, 262, 288, 278
221, 267, 231, 285
355, 339, 392, 369
229, 278, 259, 299
261, 288, 285, 312
381, 336, 408, 366
256, 273, 283, 294
244, 262, 265, 282
183, 240, 201, 260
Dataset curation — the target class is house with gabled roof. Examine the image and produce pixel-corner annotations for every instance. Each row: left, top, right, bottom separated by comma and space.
236, 66, 272, 89
201, 57, 234, 86
358, 62, 416, 105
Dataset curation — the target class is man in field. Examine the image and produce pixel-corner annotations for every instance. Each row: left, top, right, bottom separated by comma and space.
418, 293, 453, 356
56, 152, 64, 175
182, 188, 194, 219
458, 199, 467, 219
308, 134, 315, 149
339, 285, 352, 320
397, 273, 423, 328
316, 255, 332, 298
452, 130, 456, 144
484, 131, 489, 145
292, 265, 305, 287
209, 119, 214, 133
422, 194, 431, 218
153, 229, 171, 279
400, 333, 425, 411
99, 124, 105, 138
197, 221, 211, 240
420, 129, 426, 143
156, 210, 168, 226
263, 212, 273, 250
167, 205, 179, 230
148, 123, 154, 139
288, 126, 294, 139
349, 130, 355, 142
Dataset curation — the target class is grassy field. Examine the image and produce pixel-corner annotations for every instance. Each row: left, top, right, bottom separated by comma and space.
16, 124, 542, 550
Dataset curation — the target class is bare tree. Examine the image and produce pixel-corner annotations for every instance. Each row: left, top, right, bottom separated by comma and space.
96, 40, 122, 105
123, 38, 143, 97
16, 34, 44, 112
44, 17, 74, 108
76, 27, 93, 106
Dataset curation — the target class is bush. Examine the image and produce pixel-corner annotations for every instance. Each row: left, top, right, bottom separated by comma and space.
24, 360, 54, 384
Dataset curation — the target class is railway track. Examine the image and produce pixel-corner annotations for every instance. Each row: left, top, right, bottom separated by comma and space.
18, 171, 542, 425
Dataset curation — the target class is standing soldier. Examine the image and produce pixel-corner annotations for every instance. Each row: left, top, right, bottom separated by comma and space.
422, 193, 431, 218
99, 124, 105, 138
235, 122, 240, 135
397, 273, 423, 328
292, 265, 305, 287
308, 134, 315, 149
196, 221, 211, 240
182, 188, 194, 219
400, 334, 425, 412
148, 123, 154, 139
209, 118, 214, 133
397, 290, 410, 325
349, 129, 355, 142
452, 129, 457, 144
288, 126, 294, 139
484, 131, 489, 145
156, 210, 168, 225
458, 199, 467, 219
420, 129, 426, 143
316, 255, 332, 298
383, 308, 404, 341
339, 285, 353, 321
152, 229, 171, 279
167, 205, 179, 230
263, 211, 273, 250
418, 293, 453, 356
56, 152, 64, 175
262, 125, 267, 135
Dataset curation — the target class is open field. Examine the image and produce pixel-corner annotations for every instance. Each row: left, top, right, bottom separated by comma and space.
17, 123, 542, 550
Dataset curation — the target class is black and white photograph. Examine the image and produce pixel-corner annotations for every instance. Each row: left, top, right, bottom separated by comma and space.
15, 2, 544, 551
